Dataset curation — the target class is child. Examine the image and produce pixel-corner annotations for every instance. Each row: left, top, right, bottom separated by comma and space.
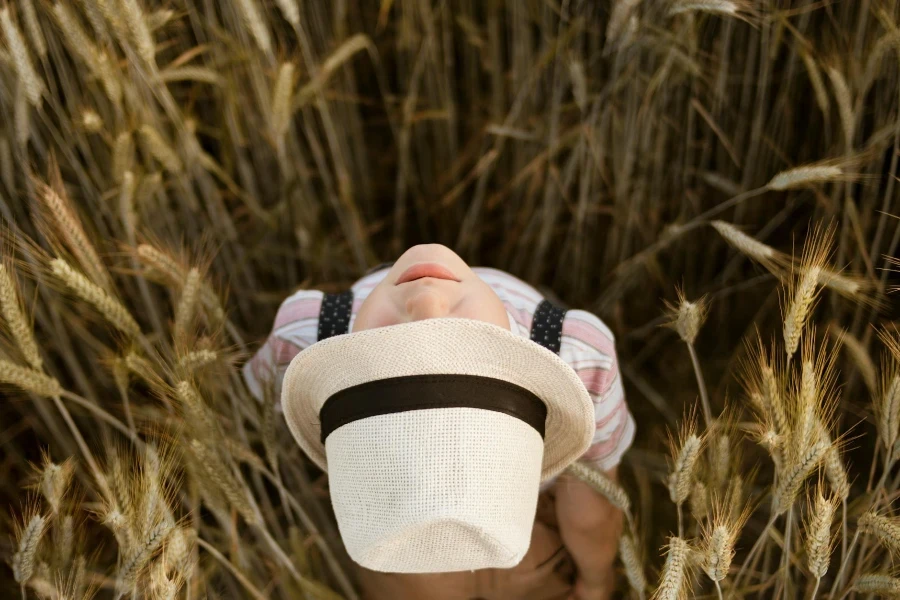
244, 244, 635, 600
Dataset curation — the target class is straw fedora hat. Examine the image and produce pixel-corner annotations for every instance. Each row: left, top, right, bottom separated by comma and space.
281, 317, 594, 573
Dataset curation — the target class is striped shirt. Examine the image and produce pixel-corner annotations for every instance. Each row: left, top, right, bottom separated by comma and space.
243, 267, 635, 477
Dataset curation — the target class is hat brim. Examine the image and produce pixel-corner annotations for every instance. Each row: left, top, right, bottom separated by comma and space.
281, 318, 595, 481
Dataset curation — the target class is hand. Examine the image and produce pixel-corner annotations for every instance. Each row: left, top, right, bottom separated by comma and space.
568, 575, 614, 600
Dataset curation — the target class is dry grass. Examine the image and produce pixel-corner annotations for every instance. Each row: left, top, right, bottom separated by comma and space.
0, 1, 899, 598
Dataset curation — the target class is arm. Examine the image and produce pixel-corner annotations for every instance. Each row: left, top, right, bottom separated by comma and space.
555, 466, 623, 600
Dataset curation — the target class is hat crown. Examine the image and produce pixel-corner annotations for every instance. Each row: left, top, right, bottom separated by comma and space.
326, 408, 544, 572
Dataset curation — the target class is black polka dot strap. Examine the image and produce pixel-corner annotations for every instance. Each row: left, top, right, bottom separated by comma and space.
317, 291, 354, 341
529, 299, 567, 355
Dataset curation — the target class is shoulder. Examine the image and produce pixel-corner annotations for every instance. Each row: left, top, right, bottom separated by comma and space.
272, 289, 325, 334
559, 309, 619, 393
562, 309, 616, 342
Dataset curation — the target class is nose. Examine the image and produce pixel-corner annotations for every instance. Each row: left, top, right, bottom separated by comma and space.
405, 288, 450, 321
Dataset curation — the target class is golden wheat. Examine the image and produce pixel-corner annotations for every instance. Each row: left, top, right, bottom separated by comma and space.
620, 533, 648, 598
0, 359, 63, 397
859, 512, 900, 556
0, 263, 43, 370
566, 460, 632, 514
805, 488, 838, 579
12, 512, 48, 585
51, 259, 141, 338
651, 536, 691, 600
1, 7, 44, 107
853, 574, 900, 596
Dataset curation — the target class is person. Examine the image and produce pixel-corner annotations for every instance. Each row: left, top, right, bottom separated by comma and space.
243, 244, 635, 600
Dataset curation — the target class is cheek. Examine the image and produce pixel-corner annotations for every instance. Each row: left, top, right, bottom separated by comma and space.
454, 285, 510, 330
352, 290, 398, 332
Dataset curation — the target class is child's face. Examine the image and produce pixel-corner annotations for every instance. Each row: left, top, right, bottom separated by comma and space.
352, 244, 511, 332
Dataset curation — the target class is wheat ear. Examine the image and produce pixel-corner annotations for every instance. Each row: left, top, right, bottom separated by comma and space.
0, 264, 42, 370
859, 512, 900, 555
651, 537, 691, 600
0, 359, 62, 397
235, 0, 272, 54
772, 439, 829, 515
805, 488, 838, 579
853, 574, 900, 596
565, 460, 631, 514
0, 7, 44, 106
12, 513, 48, 584
51, 259, 140, 338
620, 534, 648, 598
669, 434, 702, 505
119, 0, 155, 66
173, 267, 200, 342
767, 165, 844, 190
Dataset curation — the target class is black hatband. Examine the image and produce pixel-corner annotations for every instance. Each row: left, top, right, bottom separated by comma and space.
319, 374, 547, 443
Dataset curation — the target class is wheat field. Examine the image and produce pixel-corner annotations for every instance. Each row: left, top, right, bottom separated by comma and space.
0, 0, 899, 598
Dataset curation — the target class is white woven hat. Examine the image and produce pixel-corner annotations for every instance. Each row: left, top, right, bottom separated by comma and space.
281, 317, 594, 573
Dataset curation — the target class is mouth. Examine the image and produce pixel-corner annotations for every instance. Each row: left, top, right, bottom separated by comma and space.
394, 262, 461, 285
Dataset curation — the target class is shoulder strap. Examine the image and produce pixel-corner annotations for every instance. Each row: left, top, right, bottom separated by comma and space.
317, 290, 354, 341
529, 299, 567, 355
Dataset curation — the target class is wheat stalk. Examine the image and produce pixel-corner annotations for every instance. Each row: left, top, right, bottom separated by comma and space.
116, 520, 172, 596
825, 66, 855, 145
1, 7, 45, 106
0, 264, 43, 370
799, 49, 829, 118
178, 349, 218, 371
607, 0, 641, 45
271, 61, 296, 146
113, 131, 135, 184
51, 3, 102, 73
830, 325, 877, 394
822, 442, 849, 501
174, 267, 200, 342
651, 536, 691, 600
12, 513, 47, 584
796, 359, 818, 447
19, 0, 45, 58
783, 266, 821, 359
51, 259, 141, 338
665, 291, 708, 345
136, 244, 224, 322
805, 488, 837, 579
767, 165, 844, 190
761, 362, 789, 434
711, 221, 789, 273
190, 439, 258, 525
119, 0, 155, 67
57, 514, 75, 566
274, 0, 300, 27
565, 460, 631, 514
669, 434, 702, 506
859, 512, 900, 555
877, 363, 900, 455
234, 0, 272, 54
139, 125, 183, 173
37, 176, 112, 291
853, 574, 900, 596
620, 534, 648, 598
772, 439, 828, 515
668, 1, 738, 16
38, 454, 74, 514
1, 359, 63, 397
711, 433, 730, 488
691, 481, 709, 521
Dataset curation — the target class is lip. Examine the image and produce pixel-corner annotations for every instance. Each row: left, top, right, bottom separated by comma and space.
394, 262, 461, 285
